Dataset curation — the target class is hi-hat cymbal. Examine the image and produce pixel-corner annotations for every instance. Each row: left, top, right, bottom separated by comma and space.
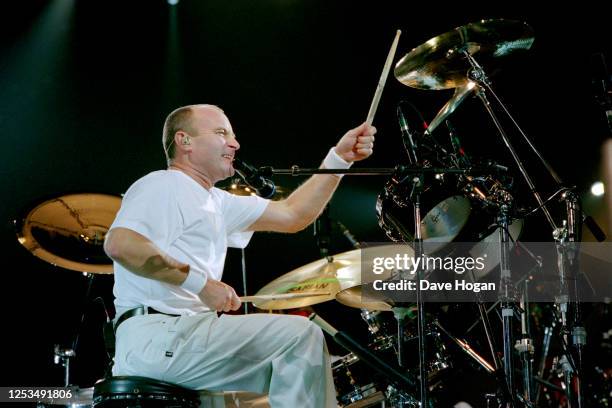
395, 19, 534, 90
16, 193, 121, 274
253, 249, 363, 310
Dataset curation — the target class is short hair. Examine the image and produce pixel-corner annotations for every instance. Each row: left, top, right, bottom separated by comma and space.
161, 104, 224, 165
162, 106, 195, 165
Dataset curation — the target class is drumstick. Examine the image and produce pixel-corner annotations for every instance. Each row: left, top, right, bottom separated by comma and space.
240, 291, 331, 302
366, 29, 402, 125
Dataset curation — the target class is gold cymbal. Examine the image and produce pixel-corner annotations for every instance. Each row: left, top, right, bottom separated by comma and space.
335, 285, 394, 312
424, 82, 477, 135
254, 244, 416, 310
16, 193, 121, 274
335, 244, 415, 311
253, 249, 363, 310
395, 19, 534, 90
222, 178, 290, 201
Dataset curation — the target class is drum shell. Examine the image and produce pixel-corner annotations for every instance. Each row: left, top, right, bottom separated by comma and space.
376, 171, 522, 278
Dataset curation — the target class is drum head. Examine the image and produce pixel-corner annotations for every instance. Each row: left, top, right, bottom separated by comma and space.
421, 195, 471, 252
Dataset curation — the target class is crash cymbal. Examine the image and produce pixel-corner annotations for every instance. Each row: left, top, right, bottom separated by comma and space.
335, 244, 420, 311
16, 193, 121, 274
424, 81, 476, 135
395, 19, 534, 90
222, 178, 290, 201
335, 285, 394, 312
253, 249, 363, 310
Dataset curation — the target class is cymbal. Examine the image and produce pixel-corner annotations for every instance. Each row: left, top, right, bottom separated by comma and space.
394, 19, 534, 90
222, 178, 289, 201
16, 193, 121, 274
253, 249, 363, 310
335, 285, 394, 312
424, 81, 476, 135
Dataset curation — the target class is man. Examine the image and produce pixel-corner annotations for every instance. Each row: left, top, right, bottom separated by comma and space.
104, 104, 376, 407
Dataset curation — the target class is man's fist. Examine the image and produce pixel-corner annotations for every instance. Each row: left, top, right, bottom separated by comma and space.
199, 279, 241, 312
334, 122, 376, 163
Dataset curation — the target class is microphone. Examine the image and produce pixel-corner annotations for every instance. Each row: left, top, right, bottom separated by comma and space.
397, 104, 419, 164
336, 221, 361, 249
446, 120, 470, 167
314, 206, 332, 258
233, 158, 276, 199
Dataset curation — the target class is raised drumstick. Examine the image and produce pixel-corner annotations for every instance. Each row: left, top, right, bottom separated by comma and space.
366, 29, 402, 125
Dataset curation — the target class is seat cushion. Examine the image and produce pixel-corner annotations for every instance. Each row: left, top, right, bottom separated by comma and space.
93, 376, 200, 407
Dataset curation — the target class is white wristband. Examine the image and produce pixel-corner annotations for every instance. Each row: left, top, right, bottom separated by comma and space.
322, 147, 352, 177
181, 266, 207, 295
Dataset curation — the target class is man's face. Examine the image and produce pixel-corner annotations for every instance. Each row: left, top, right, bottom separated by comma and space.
188, 106, 240, 184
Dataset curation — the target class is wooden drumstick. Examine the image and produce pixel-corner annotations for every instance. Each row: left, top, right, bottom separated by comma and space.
366, 29, 402, 126
240, 291, 331, 302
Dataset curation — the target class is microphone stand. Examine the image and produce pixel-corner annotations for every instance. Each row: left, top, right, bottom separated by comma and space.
410, 172, 429, 408
258, 165, 505, 177
392, 109, 429, 408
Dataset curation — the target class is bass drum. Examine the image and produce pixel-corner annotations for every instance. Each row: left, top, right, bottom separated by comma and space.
376, 168, 522, 278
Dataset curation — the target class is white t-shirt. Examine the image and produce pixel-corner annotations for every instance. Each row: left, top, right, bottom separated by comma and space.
110, 169, 269, 315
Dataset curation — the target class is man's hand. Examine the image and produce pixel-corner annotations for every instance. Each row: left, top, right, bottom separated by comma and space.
334, 122, 377, 163
199, 279, 242, 312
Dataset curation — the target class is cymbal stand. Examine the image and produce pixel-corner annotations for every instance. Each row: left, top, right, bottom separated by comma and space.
552, 191, 585, 408
51, 272, 96, 386
462, 50, 558, 233
515, 276, 535, 405
533, 321, 554, 405
465, 265, 515, 405
499, 202, 517, 408
566, 192, 586, 408
53, 344, 75, 387
461, 46, 577, 406
463, 46, 595, 406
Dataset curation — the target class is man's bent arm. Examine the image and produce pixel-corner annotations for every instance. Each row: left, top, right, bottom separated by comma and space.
104, 227, 190, 285
104, 227, 240, 311
248, 122, 375, 233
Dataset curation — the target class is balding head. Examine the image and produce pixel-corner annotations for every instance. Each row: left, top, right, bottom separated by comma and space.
162, 104, 224, 165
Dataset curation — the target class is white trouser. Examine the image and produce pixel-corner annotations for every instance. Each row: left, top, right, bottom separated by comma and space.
113, 312, 337, 408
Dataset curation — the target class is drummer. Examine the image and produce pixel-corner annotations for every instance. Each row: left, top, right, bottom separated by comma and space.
103, 104, 376, 407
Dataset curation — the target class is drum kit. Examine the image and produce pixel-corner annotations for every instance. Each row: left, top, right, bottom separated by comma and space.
242, 18, 609, 408
15, 18, 610, 408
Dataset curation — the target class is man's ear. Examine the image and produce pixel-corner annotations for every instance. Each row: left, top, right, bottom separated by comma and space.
176, 131, 192, 147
